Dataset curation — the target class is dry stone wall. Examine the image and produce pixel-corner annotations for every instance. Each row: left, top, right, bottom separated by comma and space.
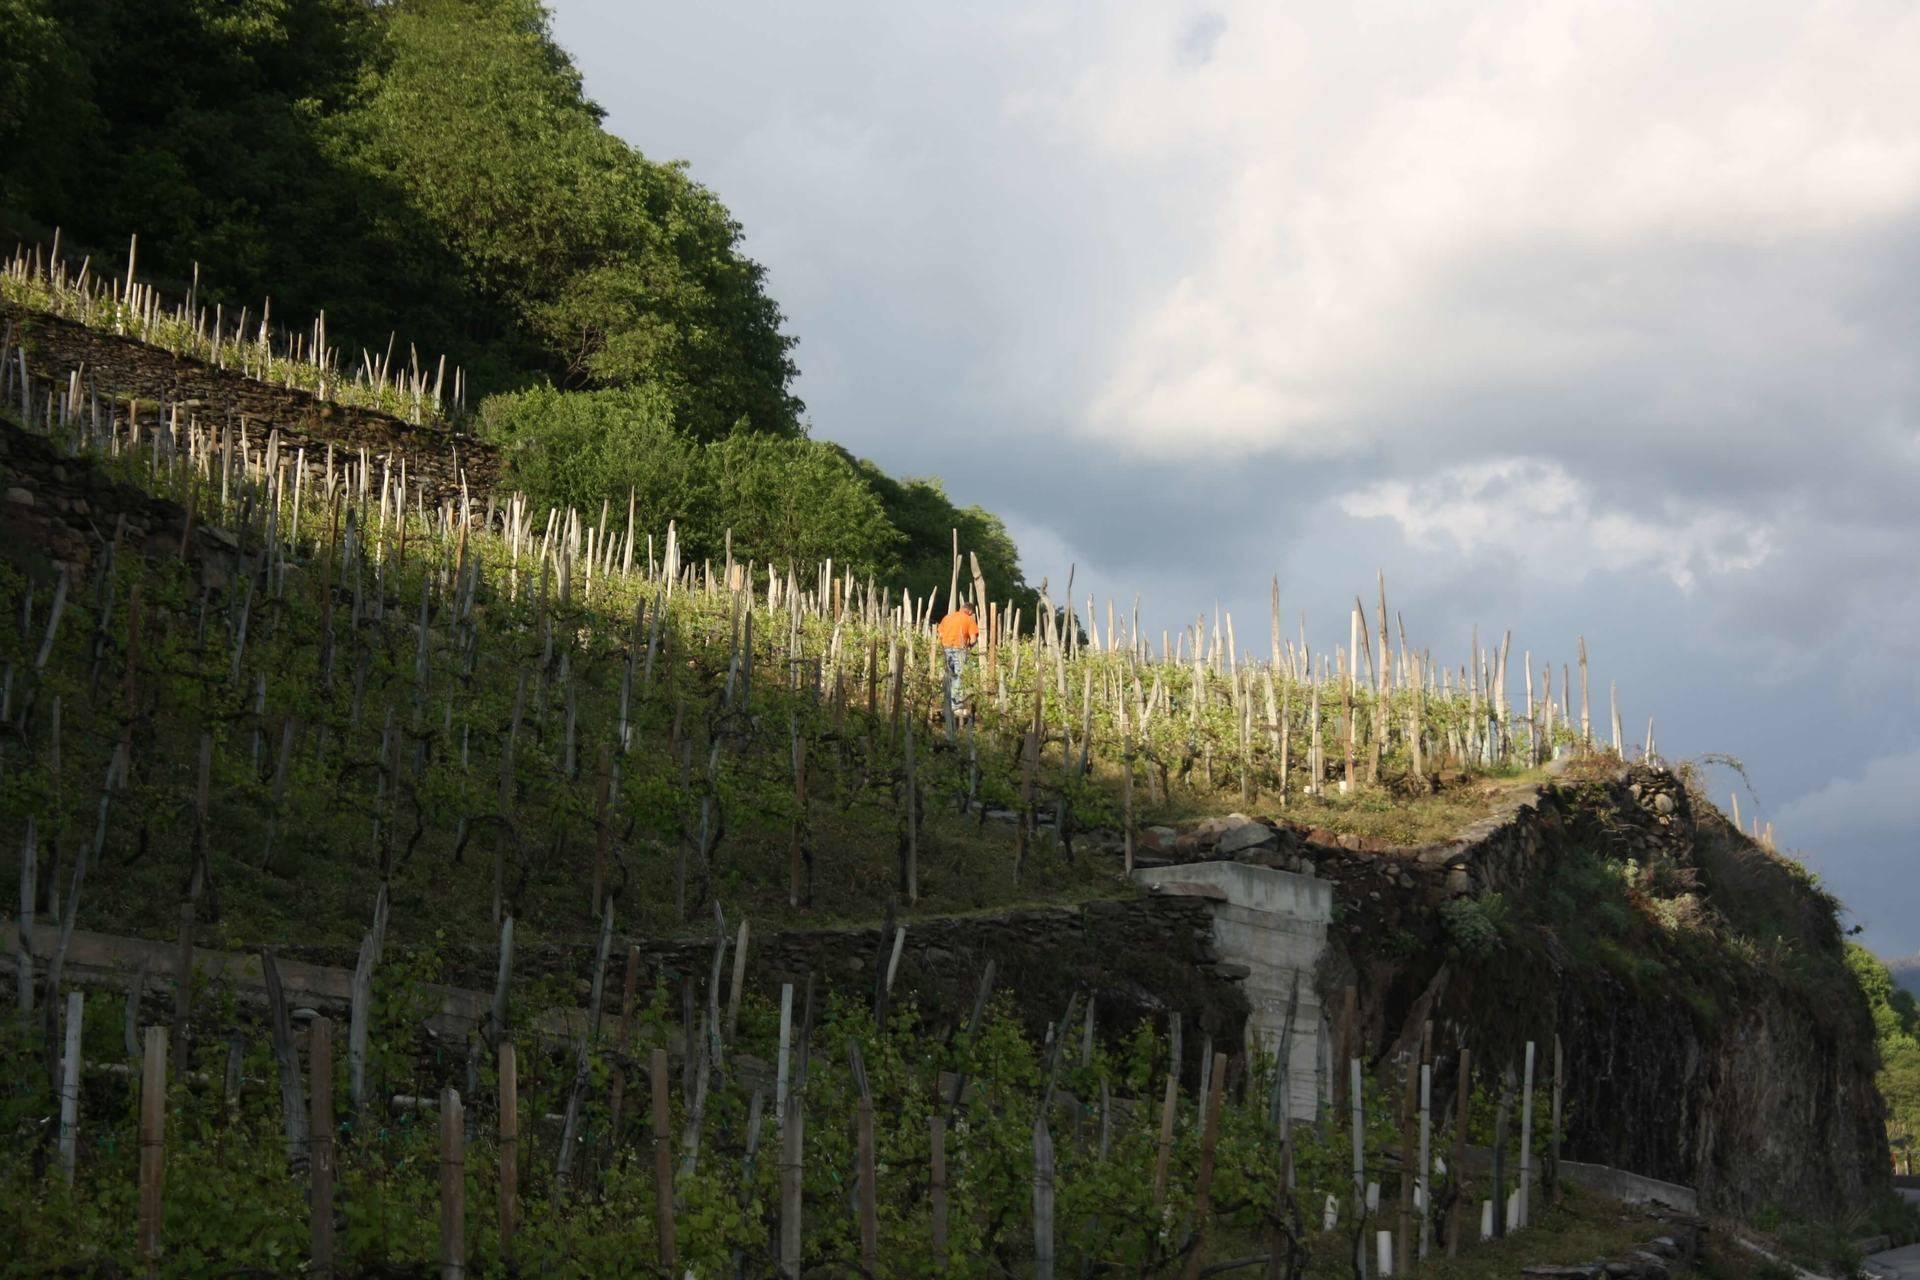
2, 413, 233, 576
6, 304, 498, 503
305, 893, 1253, 1070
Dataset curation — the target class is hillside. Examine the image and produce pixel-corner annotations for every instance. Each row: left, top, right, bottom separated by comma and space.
0, 269, 1571, 954
2, 278, 1914, 1273
0, 0, 1031, 611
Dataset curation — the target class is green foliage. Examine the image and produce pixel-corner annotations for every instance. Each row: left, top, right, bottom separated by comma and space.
336, 0, 799, 433
0, 967, 1504, 1277
0, 0, 795, 431
704, 432, 901, 573
1847, 944, 1920, 1166
476, 384, 702, 523
475, 384, 1035, 596
1440, 894, 1508, 959
845, 457, 1035, 608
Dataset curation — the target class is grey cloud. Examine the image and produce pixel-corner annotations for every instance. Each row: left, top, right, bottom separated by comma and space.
547, 0, 1920, 938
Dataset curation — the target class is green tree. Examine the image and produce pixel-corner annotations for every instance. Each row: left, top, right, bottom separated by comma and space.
844, 458, 1034, 609
475, 383, 704, 528
1847, 944, 1920, 1170
335, 0, 800, 433
476, 387, 904, 578
704, 432, 900, 574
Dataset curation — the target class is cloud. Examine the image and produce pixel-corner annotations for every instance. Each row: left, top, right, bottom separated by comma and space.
1336, 457, 1773, 589
549, 0, 1920, 941
1058, 0, 1920, 456
1777, 748, 1920, 953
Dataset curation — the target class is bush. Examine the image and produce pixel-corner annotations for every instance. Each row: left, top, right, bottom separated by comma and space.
477, 387, 903, 576
1441, 894, 1508, 958
477, 383, 701, 522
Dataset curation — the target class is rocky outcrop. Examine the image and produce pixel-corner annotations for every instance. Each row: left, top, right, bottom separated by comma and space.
1334, 767, 1887, 1217
1124, 766, 1889, 1217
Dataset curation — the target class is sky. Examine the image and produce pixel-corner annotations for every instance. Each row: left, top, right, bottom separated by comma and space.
546, 0, 1920, 956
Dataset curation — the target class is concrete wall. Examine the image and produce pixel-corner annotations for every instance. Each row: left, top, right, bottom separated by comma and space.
1133, 861, 1332, 1119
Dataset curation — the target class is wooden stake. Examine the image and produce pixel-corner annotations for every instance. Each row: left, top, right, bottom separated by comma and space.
1418, 1062, 1433, 1261
439, 1087, 465, 1279
1350, 1059, 1367, 1279
261, 950, 309, 1172
1399, 1053, 1416, 1273
779, 1055, 805, 1279
138, 1025, 167, 1277
499, 1043, 519, 1265
725, 920, 749, 1042
310, 1016, 335, 1278
930, 1114, 949, 1270
851, 1044, 878, 1273
1152, 1071, 1178, 1205
1518, 1040, 1536, 1229
1033, 1118, 1056, 1280
58, 990, 81, 1185
652, 1047, 677, 1273
1181, 1052, 1229, 1280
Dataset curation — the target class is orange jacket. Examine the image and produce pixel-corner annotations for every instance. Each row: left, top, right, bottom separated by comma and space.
937, 610, 980, 648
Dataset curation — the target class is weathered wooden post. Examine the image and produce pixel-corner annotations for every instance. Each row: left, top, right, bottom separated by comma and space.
309, 1016, 335, 1278
930, 1114, 949, 1271
58, 990, 82, 1186
779, 1065, 805, 1279
1517, 1040, 1536, 1229
775, 982, 793, 1127
1350, 1058, 1368, 1279
1549, 1034, 1564, 1204
1152, 1070, 1178, 1206
652, 1047, 677, 1274
439, 1087, 465, 1279
261, 950, 309, 1172
1448, 1046, 1470, 1257
138, 1025, 167, 1277
726, 920, 750, 1041
1418, 1061, 1433, 1260
1398, 1053, 1415, 1273
499, 1042, 519, 1265
850, 1043, 878, 1273
1033, 1117, 1056, 1280
1181, 1052, 1228, 1280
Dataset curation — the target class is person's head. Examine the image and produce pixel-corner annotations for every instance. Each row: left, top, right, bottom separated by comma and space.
960, 601, 974, 614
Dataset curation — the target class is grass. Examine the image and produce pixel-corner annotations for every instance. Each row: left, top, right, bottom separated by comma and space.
1201, 1184, 1703, 1277
1150, 764, 1558, 846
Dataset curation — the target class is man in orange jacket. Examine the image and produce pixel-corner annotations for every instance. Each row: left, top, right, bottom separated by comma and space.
936, 600, 980, 714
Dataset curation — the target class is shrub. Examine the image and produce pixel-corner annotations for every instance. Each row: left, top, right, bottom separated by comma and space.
1441, 894, 1508, 958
